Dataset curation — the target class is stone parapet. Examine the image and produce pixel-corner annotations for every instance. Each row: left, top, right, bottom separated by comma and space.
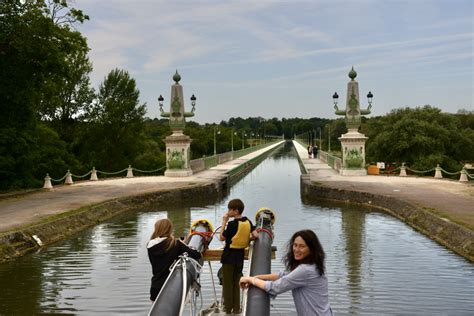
0, 182, 224, 263
300, 176, 474, 262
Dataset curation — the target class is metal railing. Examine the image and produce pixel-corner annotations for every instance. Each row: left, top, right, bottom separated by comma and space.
319, 151, 342, 172
294, 138, 342, 172
43, 141, 281, 189
189, 141, 279, 173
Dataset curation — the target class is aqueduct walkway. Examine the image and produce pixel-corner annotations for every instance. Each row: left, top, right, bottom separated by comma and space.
0, 140, 472, 237
292, 140, 474, 232
0, 141, 284, 234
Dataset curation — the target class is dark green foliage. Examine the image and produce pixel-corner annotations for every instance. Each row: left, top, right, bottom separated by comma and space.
325, 119, 346, 151
364, 106, 474, 172
0, 0, 89, 190
184, 122, 210, 158
133, 139, 165, 173
31, 124, 80, 181
132, 118, 168, 172
0, 123, 79, 190
80, 69, 146, 171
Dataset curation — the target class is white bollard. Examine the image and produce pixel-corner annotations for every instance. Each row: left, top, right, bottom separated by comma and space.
126, 165, 134, 178
399, 163, 407, 177
434, 164, 443, 179
65, 170, 74, 184
43, 173, 53, 189
90, 167, 98, 181
459, 168, 468, 182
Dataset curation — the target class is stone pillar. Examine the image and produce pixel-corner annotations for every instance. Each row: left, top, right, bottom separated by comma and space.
90, 167, 98, 181
459, 168, 468, 182
164, 133, 193, 177
434, 164, 442, 179
43, 174, 53, 189
399, 163, 407, 177
339, 130, 368, 176
160, 71, 195, 177
65, 170, 73, 185
333, 67, 373, 176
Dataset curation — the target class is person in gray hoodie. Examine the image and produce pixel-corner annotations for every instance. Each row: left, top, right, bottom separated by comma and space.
147, 218, 201, 301
240, 229, 333, 316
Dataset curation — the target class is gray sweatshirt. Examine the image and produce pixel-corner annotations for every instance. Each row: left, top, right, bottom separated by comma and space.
264, 263, 333, 316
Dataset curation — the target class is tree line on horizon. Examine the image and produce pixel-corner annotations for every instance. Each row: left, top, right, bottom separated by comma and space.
1, 1, 472, 191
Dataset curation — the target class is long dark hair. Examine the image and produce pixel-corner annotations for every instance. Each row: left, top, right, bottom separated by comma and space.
150, 218, 176, 251
283, 229, 326, 276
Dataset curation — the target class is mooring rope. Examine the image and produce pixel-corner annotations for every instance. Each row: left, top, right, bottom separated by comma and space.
70, 170, 93, 178
256, 227, 274, 240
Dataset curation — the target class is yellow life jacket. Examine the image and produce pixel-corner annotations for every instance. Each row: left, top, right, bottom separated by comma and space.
229, 219, 251, 249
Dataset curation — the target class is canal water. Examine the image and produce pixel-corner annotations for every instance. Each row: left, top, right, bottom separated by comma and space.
1, 142, 473, 315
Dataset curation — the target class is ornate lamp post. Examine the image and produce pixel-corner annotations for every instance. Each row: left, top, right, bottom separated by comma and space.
231, 128, 235, 152
332, 66, 373, 175
328, 126, 331, 152
158, 70, 197, 177
213, 125, 221, 156
318, 127, 322, 150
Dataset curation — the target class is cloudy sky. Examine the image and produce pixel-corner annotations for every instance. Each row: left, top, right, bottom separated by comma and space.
77, 0, 473, 124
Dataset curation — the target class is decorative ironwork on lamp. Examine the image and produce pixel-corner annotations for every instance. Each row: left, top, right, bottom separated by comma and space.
332, 92, 339, 107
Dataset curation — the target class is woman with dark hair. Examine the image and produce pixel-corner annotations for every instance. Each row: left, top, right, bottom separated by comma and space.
240, 229, 333, 316
147, 218, 201, 302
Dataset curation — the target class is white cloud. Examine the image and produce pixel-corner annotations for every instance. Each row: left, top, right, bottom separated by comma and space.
75, 0, 473, 122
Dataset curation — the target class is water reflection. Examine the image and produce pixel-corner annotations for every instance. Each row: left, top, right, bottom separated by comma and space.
341, 206, 365, 314
167, 207, 192, 238
0, 256, 43, 315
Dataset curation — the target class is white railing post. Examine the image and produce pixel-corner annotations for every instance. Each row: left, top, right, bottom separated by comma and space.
90, 167, 98, 181
65, 170, 74, 184
126, 165, 134, 178
434, 164, 443, 179
399, 162, 407, 177
459, 168, 468, 182
43, 173, 53, 189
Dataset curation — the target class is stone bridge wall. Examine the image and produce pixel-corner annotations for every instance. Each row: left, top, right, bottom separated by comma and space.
300, 174, 473, 262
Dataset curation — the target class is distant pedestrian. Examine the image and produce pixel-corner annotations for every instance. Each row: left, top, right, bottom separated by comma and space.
307, 145, 313, 158
240, 229, 333, 316
313, 145, 318, 159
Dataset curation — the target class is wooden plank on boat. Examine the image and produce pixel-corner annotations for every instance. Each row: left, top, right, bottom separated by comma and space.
202, 246, 277, 261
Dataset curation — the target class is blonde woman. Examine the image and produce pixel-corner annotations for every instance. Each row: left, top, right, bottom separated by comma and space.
147, 218, 201, 301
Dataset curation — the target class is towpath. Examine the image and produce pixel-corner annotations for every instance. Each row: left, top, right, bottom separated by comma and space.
2, 140, 472, 235
0, 141, 284, 233
293, 141, 474, 231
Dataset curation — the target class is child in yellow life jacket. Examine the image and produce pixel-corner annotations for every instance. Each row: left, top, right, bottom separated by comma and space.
219, 198, 258, 315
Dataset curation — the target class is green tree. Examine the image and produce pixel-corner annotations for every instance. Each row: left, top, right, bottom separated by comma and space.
325, 119, 346, 152
0, 0, 89, 190
38, 1, 93, 145
456, 111, 474, 130
43, 47, 95, 142
185, 121, 209, 158
81, 69, 147, 171
263, 121, 278, 136
365, 106, 473, 172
